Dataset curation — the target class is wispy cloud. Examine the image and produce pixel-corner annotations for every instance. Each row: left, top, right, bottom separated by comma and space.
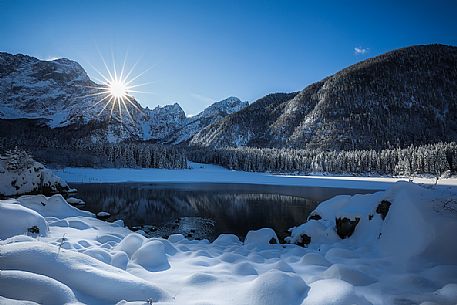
354, 47, 369, 55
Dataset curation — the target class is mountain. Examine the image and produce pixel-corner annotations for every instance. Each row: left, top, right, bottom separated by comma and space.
0, 52, 145, 142
169, 97, 248, 144
0, 52, 247, 144
190, 44, 457, 150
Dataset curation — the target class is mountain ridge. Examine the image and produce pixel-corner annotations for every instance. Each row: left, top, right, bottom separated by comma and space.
0, 52, 248, 144
190, 44, 457, 150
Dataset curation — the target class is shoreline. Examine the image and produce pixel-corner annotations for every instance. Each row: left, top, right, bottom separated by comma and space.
53, 162, 457, 191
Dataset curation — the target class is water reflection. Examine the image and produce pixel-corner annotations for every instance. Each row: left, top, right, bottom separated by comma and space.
71, 183, 374, 241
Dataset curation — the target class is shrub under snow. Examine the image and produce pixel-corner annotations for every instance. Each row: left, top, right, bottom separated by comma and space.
0, 148, 69, 197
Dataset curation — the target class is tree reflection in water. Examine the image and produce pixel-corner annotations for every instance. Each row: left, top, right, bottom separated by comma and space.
71, 183, 373, 241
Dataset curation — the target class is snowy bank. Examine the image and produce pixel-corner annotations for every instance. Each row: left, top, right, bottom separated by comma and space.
53, 162, 457, 190
1, 182, 457, 304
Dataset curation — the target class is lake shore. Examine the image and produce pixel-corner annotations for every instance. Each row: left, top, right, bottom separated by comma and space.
53, 162, 457, 191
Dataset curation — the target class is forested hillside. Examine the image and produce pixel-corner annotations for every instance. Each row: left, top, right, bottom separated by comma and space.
188, 142, 457, 176
191, 44, 457, 150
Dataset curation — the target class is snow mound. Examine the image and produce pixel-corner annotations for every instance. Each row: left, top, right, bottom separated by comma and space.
232, 262, 258, 276
0, 296, 40, 305
17, 194, 92, 218
245, 270, 309, 305
66, 197, 85, 205
0, 270, 77, 305
132, 240, 170, 272
289, 182, 457, 265
244, 228, 279, 249
186, 273, 218, 285
0, 241, 170, 303
111, 251, 129, 270
116, 233, 145, 258
303, 278, 371, 305
0, 200, 48, 239
299, 252, 331, 267
322, 264, 376, 286
213, 234, 241, 246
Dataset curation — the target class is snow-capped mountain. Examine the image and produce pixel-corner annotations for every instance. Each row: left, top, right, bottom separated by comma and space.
140, 97, 248, 144
0, 53, 100, 127
0, 52, 247, 144
191, 44, 457, 150
168, 97, 248, 144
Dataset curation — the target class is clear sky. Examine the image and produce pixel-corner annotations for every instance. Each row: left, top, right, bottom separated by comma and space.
1, 0, 457, 115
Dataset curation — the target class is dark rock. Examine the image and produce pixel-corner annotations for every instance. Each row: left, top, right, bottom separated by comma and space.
376, 200, 392, 220
368, 214, 373, 221
269, 237, 277, 244
336, 217, 360, 239
96, 211, 111, 221
308, 213, 322, 221
296, 233, 311, 247
27, 226, 40, 234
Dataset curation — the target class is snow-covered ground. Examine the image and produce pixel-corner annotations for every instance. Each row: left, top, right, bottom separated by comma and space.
54, 162, 457, 190
1, 181, 457, 305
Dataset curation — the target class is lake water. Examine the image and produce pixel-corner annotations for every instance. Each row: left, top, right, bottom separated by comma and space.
70, 183, 376, 241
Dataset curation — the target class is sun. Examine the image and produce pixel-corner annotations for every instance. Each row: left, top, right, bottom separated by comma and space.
80, 53, 153, 123
108, 78, 128, 98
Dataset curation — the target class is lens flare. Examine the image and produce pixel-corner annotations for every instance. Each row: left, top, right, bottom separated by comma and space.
81, 52, 154, 124
109, 79, 127, 98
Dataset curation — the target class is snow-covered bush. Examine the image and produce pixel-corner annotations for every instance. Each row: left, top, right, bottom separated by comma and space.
0, 148, 69, 196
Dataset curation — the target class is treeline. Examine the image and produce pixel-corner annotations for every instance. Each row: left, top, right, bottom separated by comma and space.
187, 142, 457, 176
0, 137, 187, 169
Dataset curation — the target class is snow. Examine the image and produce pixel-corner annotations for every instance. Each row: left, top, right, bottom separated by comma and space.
1, 179, 457, 304
96, 211, 111, 218
131, 240, 170, 271
54, 162, 457, 190
66, 197, 85, 205
0, 151, 69, 196
244, 228, 279, 249
0, 200, 48, 239
0, 270, 78, 305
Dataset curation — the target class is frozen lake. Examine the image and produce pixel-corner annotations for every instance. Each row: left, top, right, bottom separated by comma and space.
70, 182, 376, 241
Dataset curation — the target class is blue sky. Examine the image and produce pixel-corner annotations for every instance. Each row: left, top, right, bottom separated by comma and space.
1, 0, 456, 115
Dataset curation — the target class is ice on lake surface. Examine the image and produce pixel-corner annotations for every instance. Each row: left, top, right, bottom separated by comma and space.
70, 182, 375, 241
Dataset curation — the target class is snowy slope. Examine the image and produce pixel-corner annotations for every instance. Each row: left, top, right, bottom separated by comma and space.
1, 182, 457, 304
